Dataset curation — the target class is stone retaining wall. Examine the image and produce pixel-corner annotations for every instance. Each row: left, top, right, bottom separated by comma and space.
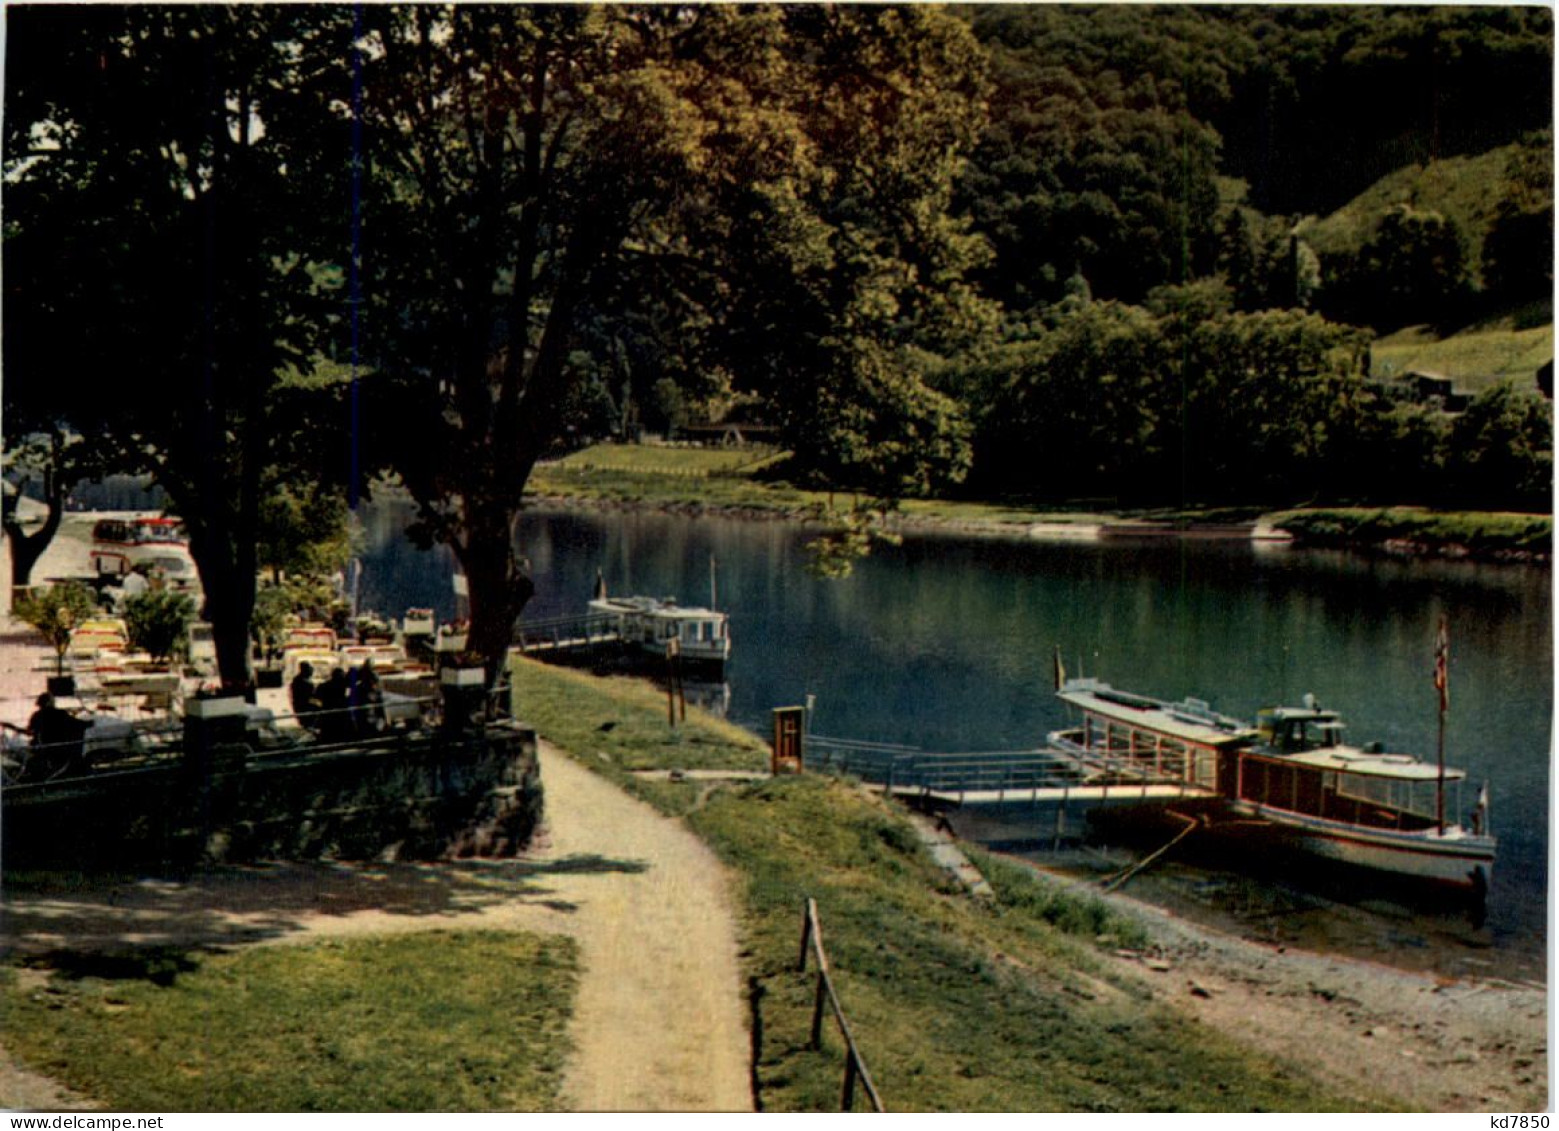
2, 721, 542, 869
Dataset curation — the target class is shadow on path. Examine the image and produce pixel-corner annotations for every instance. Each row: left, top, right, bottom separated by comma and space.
1, 853, 651, 979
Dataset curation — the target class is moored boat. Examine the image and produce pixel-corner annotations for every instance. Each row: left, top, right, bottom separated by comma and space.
1052, 677, 1495, 893
587, 594, 730, 672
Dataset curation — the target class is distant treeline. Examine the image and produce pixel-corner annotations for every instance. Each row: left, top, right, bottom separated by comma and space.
940, 284, 1551, 511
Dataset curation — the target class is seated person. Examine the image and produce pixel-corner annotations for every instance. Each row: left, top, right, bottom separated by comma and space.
23, 693, 90, 779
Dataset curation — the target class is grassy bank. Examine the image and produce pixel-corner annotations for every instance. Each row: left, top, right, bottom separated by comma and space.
509, 658, 1391, 1111
533, 443, 1549, 559
1273, 507, 1551, 558
0, 930, 577, 1111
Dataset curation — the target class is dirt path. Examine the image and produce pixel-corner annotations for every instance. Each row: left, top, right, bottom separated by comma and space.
527, 743, 751, 1112
0, 742, 752, 1113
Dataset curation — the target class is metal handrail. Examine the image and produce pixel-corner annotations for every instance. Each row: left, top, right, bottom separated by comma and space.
0, 689, 513, 788
796, 897, 885, 1113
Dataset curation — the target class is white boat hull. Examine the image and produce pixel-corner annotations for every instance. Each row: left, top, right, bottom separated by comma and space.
1232, 801, 1495, 888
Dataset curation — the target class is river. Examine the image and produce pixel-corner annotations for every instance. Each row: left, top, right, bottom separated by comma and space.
356, 502, 1551, 983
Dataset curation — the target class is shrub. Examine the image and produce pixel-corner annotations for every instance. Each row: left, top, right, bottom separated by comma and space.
14, 582, 98, 675
123, 589, 196, 664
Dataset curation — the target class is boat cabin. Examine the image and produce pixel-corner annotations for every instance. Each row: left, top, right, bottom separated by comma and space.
1240, 709, 1468, 834
1256, 701, 1346, 753
1054, 679, 1253, 793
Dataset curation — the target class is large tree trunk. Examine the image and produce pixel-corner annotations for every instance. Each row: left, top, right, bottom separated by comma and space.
457, 501, 534, 691
3, 453, 67, 589
188, 525, 257, 694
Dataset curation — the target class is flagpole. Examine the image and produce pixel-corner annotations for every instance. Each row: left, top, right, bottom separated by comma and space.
1435, 616, 1449, 835
1436, 699, 1446, 835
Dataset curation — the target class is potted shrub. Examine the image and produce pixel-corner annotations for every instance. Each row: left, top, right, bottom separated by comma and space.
14, 582, 98, 696
123, 589, 196, 668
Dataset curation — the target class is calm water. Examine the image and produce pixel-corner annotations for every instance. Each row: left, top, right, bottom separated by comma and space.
357, 502, 1551, 978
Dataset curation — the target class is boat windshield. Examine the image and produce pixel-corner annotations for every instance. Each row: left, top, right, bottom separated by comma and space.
1259, 709, 1344, 753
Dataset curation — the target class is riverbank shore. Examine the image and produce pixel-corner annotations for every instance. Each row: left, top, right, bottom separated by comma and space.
524, 452, 1551, 563
1060, 865, 1547, 1112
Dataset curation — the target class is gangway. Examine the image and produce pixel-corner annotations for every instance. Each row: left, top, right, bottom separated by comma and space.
512, 613, 624, 656
805, 731, 1216, 807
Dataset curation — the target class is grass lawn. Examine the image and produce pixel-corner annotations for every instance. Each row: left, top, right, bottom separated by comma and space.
1372, 318, 1552, 391
545, 441, 788, 478
508, 657, 1391, 1111
0, 930, 578, 1111
1273, 507, 1551, 556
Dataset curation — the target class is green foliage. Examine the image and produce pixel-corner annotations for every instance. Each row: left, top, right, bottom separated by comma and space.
0, 931, 577, 1111
961, 6, 1227, 310
1272, 508, 1551, 557
967, 848, 1149, 949
122, 590, 196, 664
1446, 383, 1554, 511
257, 486, 354, 583
250, 584, 294, 655
1483, 131, 1555, 302
1327, 205, 1471, 330
4, 6, 365, 688
966, 289, 1374, 506
349, 5, 995, 668
14, 582, 98, 672
803, 500, 903, 580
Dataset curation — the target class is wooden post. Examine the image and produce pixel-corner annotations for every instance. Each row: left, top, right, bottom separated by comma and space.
797, 898, 814, 972
840, 1054, 858, 1111
810, 971, 827, 1051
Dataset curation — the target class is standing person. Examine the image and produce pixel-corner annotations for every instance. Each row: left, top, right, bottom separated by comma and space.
317, 667, 350, 741
350, 658, 384, 735
289, 661, 318, 722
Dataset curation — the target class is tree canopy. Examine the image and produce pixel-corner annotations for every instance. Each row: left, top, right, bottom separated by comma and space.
2, 4, 1549, 689
345, 4, 995, 670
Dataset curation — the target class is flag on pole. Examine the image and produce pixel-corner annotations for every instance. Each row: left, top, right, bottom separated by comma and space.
1053, 645, 1067, 691
1433, 616, 1450, 714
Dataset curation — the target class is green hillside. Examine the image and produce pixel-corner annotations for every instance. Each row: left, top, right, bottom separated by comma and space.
1297, 146, 1520, 278
1372, 310, 1553, 391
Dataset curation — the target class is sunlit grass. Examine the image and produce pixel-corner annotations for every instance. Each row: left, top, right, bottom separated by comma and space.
546, 442, 788, 477
1272, 507, 1551, 554
1372, 320, 1553, 390
1, 931, 578, 1111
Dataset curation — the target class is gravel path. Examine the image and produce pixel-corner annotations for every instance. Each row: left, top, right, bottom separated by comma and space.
0, 741, 752, 1113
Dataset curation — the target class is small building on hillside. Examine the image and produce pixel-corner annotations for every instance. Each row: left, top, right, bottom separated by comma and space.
1401, 370, 1471, 412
